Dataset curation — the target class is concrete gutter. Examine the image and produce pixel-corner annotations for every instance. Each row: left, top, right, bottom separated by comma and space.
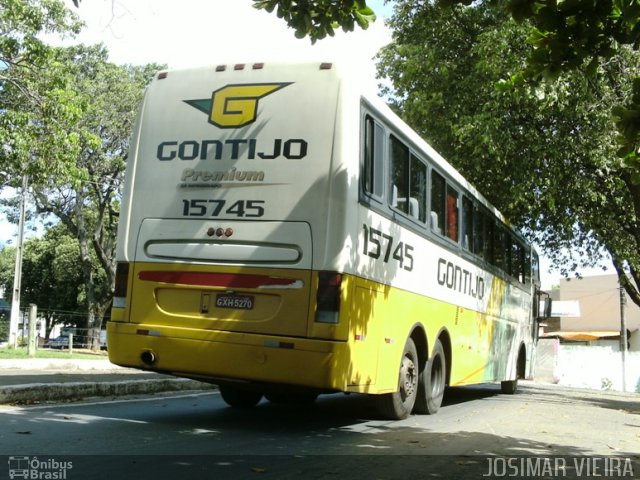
0, 378, 214, 405
0, 358, 215, 405
0, 358, 125, 371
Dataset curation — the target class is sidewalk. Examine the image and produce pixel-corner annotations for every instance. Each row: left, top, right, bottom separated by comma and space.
0, 357, 214, 405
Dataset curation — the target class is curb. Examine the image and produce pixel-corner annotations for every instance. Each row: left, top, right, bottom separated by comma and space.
0, 358, 123, 371
0, 378, 215, 405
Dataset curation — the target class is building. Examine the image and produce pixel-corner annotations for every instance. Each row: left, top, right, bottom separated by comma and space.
535, 274, 640, 392
548, 274, 640, 351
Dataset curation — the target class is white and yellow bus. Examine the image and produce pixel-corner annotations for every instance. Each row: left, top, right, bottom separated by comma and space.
108, 62, 548, 420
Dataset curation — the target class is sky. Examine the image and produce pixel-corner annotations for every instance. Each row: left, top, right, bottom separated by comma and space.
0, 0, 611, 288
67, 0, 392, 79
0, 0, 391, 238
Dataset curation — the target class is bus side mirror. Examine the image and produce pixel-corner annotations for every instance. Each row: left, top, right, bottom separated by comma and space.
536, 293, 552, 321
542, 297, 552, 319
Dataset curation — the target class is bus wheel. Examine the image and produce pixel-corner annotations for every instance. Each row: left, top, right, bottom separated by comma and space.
375, 337, 419, 420
501, 380, 517, 394
414, 338, 446, 415
219, 385, 263, 408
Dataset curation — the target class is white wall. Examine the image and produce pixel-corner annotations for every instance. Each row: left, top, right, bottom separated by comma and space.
535, 339, 640, 393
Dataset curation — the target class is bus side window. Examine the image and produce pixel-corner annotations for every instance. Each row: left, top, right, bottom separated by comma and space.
512, 238, 525, 283
532, 250, 541, 285
493, 223, 507, 272
430, 171, 459, 243
462, 196, 474, 251
363, 115, 384, 199
473, 206, 484, 259
410, 154, 427, 223
484, 215, 494, 265
504, 231, 513, 276
446, 185, 459, 243
390, 136, 409, 213
430, 170, 445, 235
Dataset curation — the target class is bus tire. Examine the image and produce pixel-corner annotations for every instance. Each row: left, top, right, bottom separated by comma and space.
219, 385, 263, 408
501, 379, 517, 394
375, 337, 419, 420
414, 338, 446, 415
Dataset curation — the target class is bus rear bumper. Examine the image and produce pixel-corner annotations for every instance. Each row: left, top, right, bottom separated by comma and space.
106, 322, 348, 391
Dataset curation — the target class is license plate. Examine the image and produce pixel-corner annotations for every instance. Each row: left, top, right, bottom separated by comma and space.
215, 294, 255, 310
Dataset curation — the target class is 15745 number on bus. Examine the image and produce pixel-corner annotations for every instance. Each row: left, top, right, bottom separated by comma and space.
182, 199, 265, 218
362, 224, 414, 271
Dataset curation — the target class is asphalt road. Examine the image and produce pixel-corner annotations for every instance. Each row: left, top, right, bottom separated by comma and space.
0, 382, 638, 479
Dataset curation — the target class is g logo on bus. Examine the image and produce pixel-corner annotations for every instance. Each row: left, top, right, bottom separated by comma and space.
184, 83, 292, 129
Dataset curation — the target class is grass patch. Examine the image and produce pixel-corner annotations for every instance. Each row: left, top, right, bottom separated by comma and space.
0, 347, 108, 360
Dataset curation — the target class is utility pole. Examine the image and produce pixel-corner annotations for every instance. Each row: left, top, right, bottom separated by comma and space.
27, 304, 37, 357
8, 174, 28, 349
619, 284, 628, 393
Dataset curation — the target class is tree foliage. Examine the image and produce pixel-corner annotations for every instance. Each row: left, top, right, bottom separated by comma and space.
443, 0, 640, 200
492, 0, 640, 78
0, 224, 84, 338
252, 0, 376, 42
260, 0, 640, 304
0, 0, 81, 65
24, 44, 162, 349
252, 1, 640, 164
377, 1, 640, 304
1, 0, 162, 349
0, 0, 84, 187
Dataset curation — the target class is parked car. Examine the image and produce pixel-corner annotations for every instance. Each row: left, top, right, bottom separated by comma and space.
45, 336, 70, 349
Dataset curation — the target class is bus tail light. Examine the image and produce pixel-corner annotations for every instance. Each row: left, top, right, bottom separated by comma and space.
315, 271, 342, 324
113, 262, 130, 308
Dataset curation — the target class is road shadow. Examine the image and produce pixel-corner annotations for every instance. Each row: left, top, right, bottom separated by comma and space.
441, 384, 502, 406
147, 384, 502, 434
518, 384, 640, 415
63, 451, 640, 480
5, 383, 640, 480
137, 384, 639, 455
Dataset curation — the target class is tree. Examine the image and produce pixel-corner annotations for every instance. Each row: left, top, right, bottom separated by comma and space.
252, 0, 376, 41
442, 0, 640, 197
0, 0, 81, 65
0, 225, 84, 339
260, 0, 640, 306
377, 2, 640, 304
489, 0, 640, 78
255, 0, 640, 76
1, 1, 162, 349
0, 0, 84, 188
22, 44, 163, 349
256, 0, 640, 165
